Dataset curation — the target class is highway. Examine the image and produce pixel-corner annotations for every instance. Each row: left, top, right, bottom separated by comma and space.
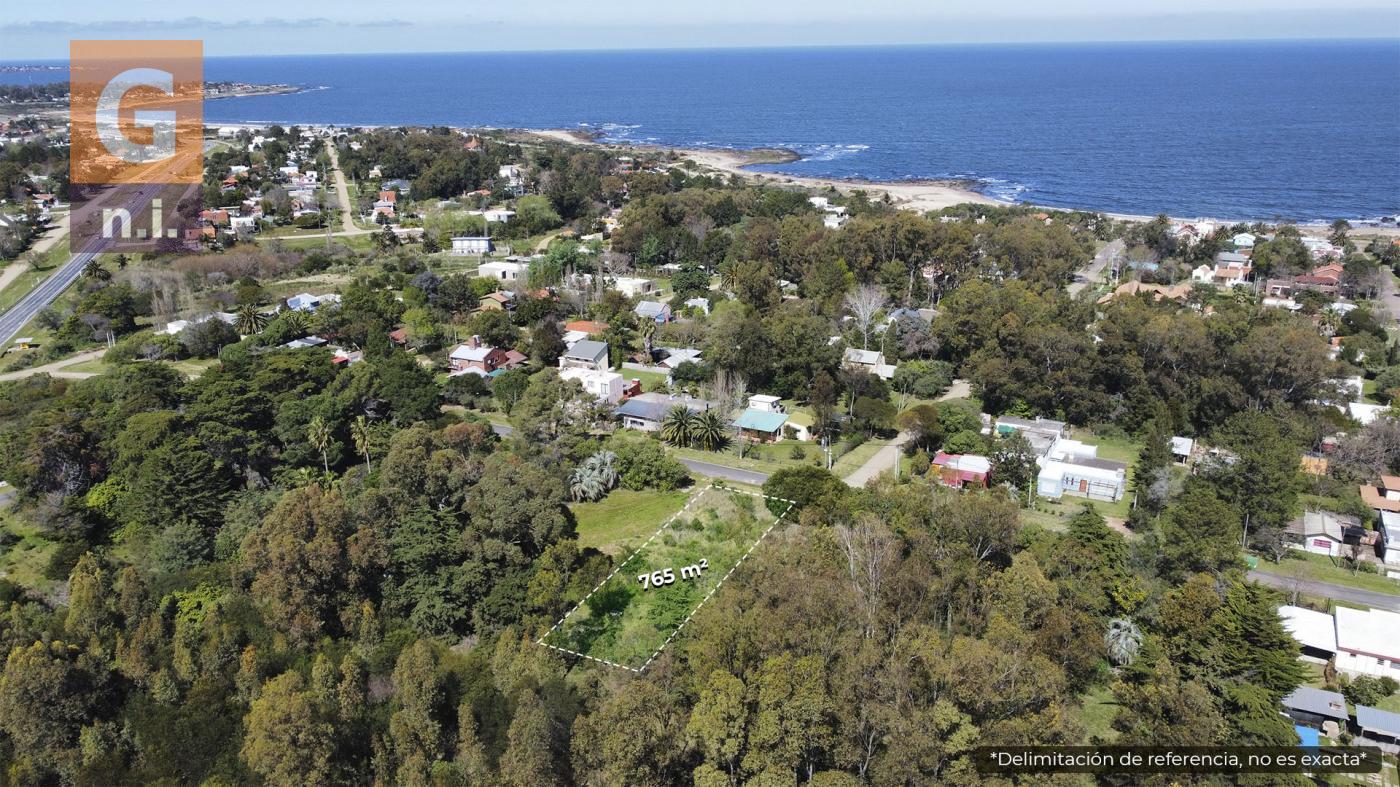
0, 180, 187, 346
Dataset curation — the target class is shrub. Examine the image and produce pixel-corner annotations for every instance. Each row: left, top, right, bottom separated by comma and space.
1341, 675, 1398, 707
612, 440, 692, 491
789, 444, 806, 460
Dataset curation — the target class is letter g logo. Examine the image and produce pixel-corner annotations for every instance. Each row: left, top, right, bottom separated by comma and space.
95, 67, 178, 164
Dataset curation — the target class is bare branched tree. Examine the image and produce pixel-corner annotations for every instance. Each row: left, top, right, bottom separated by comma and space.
835, 515, 898, 640
844, 284, 887, 350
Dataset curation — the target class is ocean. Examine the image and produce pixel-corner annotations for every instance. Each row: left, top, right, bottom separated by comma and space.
9, 41, 1400, 220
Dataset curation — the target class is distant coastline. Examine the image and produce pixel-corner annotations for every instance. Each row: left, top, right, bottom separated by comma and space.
525, 128, 1005, 213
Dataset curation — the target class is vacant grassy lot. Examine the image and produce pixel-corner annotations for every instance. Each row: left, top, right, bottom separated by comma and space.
544, 484, 786, 670
570, 488, 692, 556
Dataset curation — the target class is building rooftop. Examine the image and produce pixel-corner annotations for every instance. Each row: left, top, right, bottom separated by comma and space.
1334, 607, 1400, 660
1356, 705, 1400, 738
1279, 605, 1337, 653
564, 340, 609, 360
614, 393, 715, 422
734, 408, 789, 434
1281, 686, 1348, 721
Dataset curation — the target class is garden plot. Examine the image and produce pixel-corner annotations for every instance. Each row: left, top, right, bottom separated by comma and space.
539, 483, 792, 672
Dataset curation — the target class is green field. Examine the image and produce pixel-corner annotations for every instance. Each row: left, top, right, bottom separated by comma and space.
570, 488, 692, 556
541, 484, 790, 671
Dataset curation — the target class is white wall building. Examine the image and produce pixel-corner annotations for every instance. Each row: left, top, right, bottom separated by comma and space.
1334, 607, 1400, 679
479, 260, 525, 282
559, 367, 625, 404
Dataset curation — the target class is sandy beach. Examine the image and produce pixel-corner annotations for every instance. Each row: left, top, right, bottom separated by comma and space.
525, 129, 1004, 213
524, 128, 1400, 238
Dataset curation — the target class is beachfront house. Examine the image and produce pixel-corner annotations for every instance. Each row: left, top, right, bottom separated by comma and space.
286, 292, 341, 313
1285, 511, 1358, 557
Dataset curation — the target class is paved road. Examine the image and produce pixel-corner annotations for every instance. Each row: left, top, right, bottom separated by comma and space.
1249, 569, 1400, 612
677, 457, 770, 487
0, 181, 177, 346
1068, 238, 1124, 296
0, 249, 95, 345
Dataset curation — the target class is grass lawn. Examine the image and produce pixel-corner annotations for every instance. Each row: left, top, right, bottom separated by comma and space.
1252, 551, 1400, 597
0, 239, 70, 312
0, 506, 59, 592
544, 485, 784, 669
570, 488, 693, 556
1076, 684, 1120, 743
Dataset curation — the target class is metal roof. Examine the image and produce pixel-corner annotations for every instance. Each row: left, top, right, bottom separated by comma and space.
734, 408, 789, 433
1356, 705, 1400, 738
1281, 686, 1348, 720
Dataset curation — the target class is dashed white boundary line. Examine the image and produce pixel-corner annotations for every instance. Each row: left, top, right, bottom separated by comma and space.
537, 481, 795, 673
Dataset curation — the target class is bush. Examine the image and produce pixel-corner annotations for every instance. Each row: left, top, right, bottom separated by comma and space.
789, 444, 806, 460
1341, 675, 1399, 707
909, 450, 931, 476
762, 465, 848, 515
612, 440, 691, 491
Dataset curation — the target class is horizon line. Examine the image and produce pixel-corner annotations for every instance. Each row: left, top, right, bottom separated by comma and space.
2, 35, 1398, 64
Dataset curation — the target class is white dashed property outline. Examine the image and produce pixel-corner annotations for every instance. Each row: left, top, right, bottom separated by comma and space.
537, 481, 795, 673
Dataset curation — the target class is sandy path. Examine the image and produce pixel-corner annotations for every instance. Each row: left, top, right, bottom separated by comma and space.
0, 349, 105, 382
326, 144, 359, 234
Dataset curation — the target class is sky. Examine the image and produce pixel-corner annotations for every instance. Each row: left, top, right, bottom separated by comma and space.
3, 0, 1398, 59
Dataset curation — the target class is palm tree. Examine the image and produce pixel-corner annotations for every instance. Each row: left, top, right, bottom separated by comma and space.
1105, 618, 1144, 667
350, 415, 372, 471
82, 258, 110, 281
279, 309, 312, 336
307, 415, 333, 474
638, 318, 657, 361
569, 450, 619, 502
692, 410, 730, 452
659, 406, 695, 447
234, 304, 269, 335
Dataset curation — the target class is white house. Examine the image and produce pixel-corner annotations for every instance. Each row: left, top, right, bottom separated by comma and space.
1035, 438, 1127, 502
748, 394, 783, 413
608, 276, 657, 298
286, 293, 341, 313
1349, 402, 1390, 425
470, 209, 516, 224
1378, 511, 1400, 574
1334, 607, 1400, 679
479, 260, 526, 283
164, 311, 236, 336
1280, 605, 1338, 661
559, 367, 625, 404
1288, 511, 1353, 557
451, 236, 494, 256
1233, 232, 1256, 249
